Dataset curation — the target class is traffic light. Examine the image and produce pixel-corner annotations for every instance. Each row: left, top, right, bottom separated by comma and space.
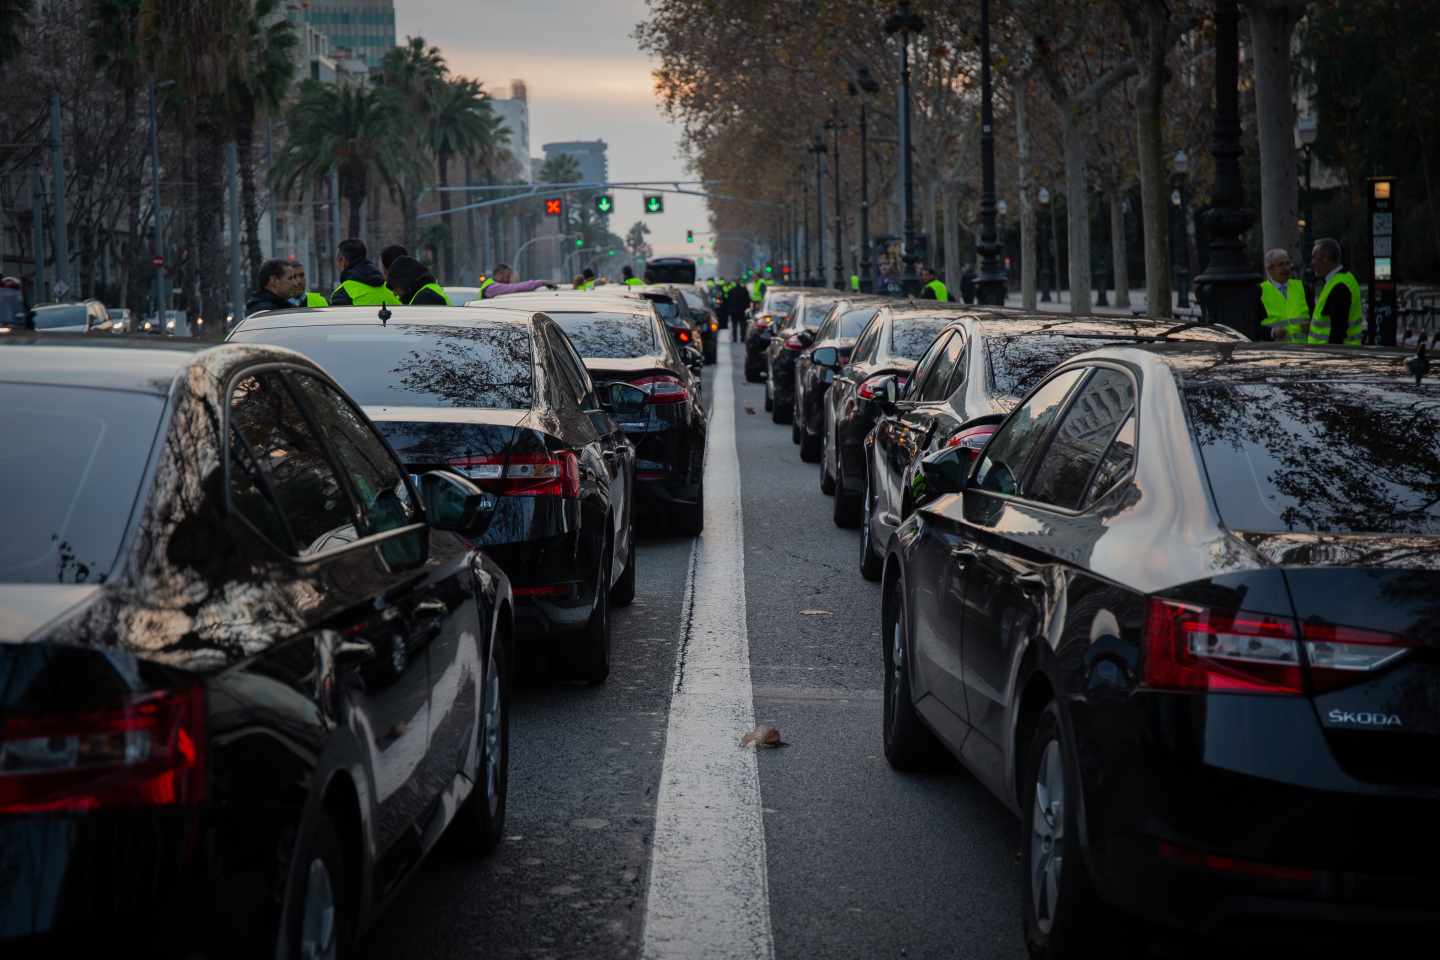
607, 249, 615, 256
543, 197, 563, 217
764, 264, 773, 275
644, 195, 664, 214
594, 194, 614, 215
686, 229, 694, 243
575, 238, 583, 248
782, 264, 791, 276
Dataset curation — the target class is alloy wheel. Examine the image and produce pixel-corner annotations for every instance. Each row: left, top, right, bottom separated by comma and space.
482, 666, 503, 817
1029, 739, 1065, 936
886, 611, 904, 734
862, 470, 873, 557
300, 856, 338, 960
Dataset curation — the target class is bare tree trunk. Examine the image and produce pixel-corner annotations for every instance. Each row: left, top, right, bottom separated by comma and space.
1060, 112, 1092, 314
943, 184, 961, 298
1049, 191, 1063, 297
1249, 1, 1303, 259
1016, 81, 1037, 310
1110, 192, 1131, 308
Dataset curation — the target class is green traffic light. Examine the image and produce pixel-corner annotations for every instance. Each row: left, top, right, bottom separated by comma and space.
595, 195, 614, 214
765, 264, 773, 274
575, 238, 583, 247
607, 249, 615, 256
644, 195, 664, 214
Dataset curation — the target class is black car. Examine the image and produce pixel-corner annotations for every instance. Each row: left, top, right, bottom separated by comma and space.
763, 291, 854, 424
860, 316, 1245, 580
230, 306, 636, 682
792, 298, 885, 459
481, 292, 708, 535
0, 336, 511, 956
620, 284, 706, 362
819, 305, 960, 524
680, 287, 720, 364
744, 286, 803, 382
882, 342, 1440, 955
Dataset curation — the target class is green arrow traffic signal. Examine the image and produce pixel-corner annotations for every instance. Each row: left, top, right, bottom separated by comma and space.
575, 238, 583, 248
595, 194, 614, 214
644, 195, 664, 214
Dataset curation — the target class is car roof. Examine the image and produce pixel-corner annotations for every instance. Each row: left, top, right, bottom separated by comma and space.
966, 314, 1244, 342
0, 334, 259, 394
1108, 340, 1429, 386
466, 292, 656, 316
234, 304, 540, 332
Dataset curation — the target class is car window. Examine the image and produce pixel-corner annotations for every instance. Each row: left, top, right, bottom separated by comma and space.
32, 305, 86, 329
973, 368, 1087, 497
229, 323, 533, 410
547, 312, 656, 358
288, 373, 416, 537
0, 384, 164, 584
986, 334, 1148, 400
850, 317, 882, 364
813, 312, 837, 343
803, 302, 834, 328
905, 331, 953, 400
915, 333, 965, 403
545, 327, 594, 408
1085, 415, 1136, 507
228, 372, 355, 557
1027, 368, 1137, 510
889, 317, 951, 360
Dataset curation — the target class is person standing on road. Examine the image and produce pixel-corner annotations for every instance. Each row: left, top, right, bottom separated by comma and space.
385, 255, 451, 305
287, 263, 329, 307
724, 276, 751, 342
579, 268, 597, 291
479, 263, 556, 299
330, 239, 401, 306
246, 259, 298, 316
919, 265, 950, 302
1257, 248, 1309, 342
622, 265, 644, 286
380, 244, 408, 281
1308, 238, 1363, 346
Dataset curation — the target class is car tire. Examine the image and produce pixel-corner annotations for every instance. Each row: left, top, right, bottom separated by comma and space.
860, 467, 884, 581
676, 481, 704, 536
833, 458, 861, 528
451, 628, 509, 854
611, 532, 636, 607
819, 427, 836, 496
882, 576, 947, 771
577, 536, 613, 685
799, 415, 821, 463
764, 379, 774, 413
285, 814, 350, 960
1022, 702, 1121, 960
776, 386, 793, 427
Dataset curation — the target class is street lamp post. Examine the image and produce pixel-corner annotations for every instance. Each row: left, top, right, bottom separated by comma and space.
885, 1, 925, 297
801, 167, 813, 284
811, 132, 828, 288
1192, 0, 1259, 329
1296, 112, 1318, 286
826, 115, 845, 290
850, 66, 880, 293
1172, 149, 1191, 309
1038, 188, 1052, 303
974, 0, 1007, 305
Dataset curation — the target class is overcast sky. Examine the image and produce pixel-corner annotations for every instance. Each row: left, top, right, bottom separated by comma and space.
396, 0, 708, 255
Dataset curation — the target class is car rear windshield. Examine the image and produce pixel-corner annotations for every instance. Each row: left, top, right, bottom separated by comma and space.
767, 294, 797, 315
804, 302, 835, 328
0, 384, 164, 584
650, 298, 679, 320
890, 318, 951, 359
231, 323, 533, 409
33, 305, 87, 330
987, 335, 1157, 398
548, 313, 657, 358
1185, 379, 1440, 535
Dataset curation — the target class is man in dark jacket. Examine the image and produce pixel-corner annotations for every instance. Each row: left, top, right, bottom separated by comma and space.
380, 244, 407, 280
246, 259, 296, 316
723, 278, 751, 341
330, 238, 401, 306
385, 255, 450, 305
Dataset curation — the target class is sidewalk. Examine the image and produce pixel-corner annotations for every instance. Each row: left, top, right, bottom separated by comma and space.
1001, 289, 1203, 319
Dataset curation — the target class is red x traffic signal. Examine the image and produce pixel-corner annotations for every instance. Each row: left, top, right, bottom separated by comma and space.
544, 197, 563, 217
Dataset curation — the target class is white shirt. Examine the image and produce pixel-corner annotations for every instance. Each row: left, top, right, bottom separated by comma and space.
1325, 265, 1343, 285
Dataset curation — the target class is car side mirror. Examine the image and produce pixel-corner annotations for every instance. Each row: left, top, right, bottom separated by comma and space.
682, 346, 703, 369
603, 382, 648, 417
915, 444, 970, 503
811, 346, 838, 368
797, 330, 816, 348
421, 470, 495, 536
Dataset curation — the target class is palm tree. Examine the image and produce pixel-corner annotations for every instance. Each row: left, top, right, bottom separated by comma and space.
231, 0, 298, 279
428, 77, 495, 280
378, 37, 447, 248
272, 80, 421, 239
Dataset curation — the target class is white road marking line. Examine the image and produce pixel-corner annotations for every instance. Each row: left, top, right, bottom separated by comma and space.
642, 344, 775, 960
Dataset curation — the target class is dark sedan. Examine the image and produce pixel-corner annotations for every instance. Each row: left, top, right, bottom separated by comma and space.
764, 291, 855, 425
792, 298, 884, 459
883, 342, 1440, 955
230, 306, 636, 683
680, 287, 720, 364
0, 336, 511, 956
744, 287, 802, 382
860, 316, 1245, 580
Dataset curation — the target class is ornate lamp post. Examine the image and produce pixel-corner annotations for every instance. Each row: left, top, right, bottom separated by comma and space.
826, 115, 846, 289
1172, 149, 1191, 309
1038, 187, 1052, 303
974, 0, 1007, 305
1192, 0, 1259, 328
885, 1, 926, 297
849, 66, 880, 292
1296, 111, 1318, 286
810, 132, 828, 287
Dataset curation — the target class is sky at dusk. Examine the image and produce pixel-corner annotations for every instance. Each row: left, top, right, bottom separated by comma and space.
395, 0, 709, 256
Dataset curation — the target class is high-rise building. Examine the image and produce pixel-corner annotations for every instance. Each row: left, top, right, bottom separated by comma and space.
302, 0, 396, 71
542, 140, 609, 186
489, 81, 532, 183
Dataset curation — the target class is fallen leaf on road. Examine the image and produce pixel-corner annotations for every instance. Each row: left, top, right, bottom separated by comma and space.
740, 724, 785, 748
799, 609, 831, 616
744, 406, 757, 414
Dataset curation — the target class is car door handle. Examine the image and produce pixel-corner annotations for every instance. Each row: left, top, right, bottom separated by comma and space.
950, 544, 978, 566
413, 598, 448, 621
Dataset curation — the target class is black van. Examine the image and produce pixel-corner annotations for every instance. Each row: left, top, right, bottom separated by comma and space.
644, 256, 697, 285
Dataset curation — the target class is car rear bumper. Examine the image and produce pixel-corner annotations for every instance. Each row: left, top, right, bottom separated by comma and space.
484, 529, 599, 637
834, 410, 876, 492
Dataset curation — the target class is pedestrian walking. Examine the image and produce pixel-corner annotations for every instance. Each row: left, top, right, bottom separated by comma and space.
1257, 248, 1309, 342
724, 276, 751, 342
329, 239, 401, 307
246, 258, 297, 316
622, 265, 644, 287
1308, 238, 1363, 346
478, 263, 555, 299
385, 255, 451, 305
919, 265, 950, 301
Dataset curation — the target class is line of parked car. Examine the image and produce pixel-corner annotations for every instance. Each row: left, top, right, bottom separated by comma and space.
0, 274, 711, 955
744, 286, 1440, 954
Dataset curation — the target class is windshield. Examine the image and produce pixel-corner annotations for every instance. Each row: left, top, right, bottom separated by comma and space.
1187, 379, 1440, 535
803, 302, 835, 329
33, 305, 87, 330
766, 294, 797, 316
890, 318, 951, 360
549, 313, 657, 358
838, 309, 876, 339
0, 384, 163, 584
231, 323, 533, 409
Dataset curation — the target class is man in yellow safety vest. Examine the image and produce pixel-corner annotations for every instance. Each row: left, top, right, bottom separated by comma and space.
330, 238, 401, 307
1308, 238, 1363, 346
1257, 248, 1308, 342
919, 265, 950, 302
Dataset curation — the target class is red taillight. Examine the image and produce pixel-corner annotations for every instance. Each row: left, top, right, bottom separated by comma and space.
1143, 599, 1302, 695
677, 330, 691, 343
784, 335, 806, 351
1301, 622, 1413, 692
1157, 841, 1316, 882
449, 451, 581, 498
631, 374, 689, 405
944, 424, 999, 461
0, 687, 206, 814
857, 376, 887, 400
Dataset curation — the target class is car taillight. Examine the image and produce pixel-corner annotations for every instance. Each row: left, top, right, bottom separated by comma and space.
856, 376, 888, 400
677, 330, 691, 343
944, 424, 999, 461
1143, 599, 1302, 695
709, 321, 718, 332
0, 686, 206, 814
784, 335, 807, 351
1300, 623, 1413, 693
449, 451, 580, 498
631, 374, 690, 404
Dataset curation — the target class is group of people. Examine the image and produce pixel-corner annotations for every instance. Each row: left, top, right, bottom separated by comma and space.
246, 237, 557, 318
1257, 238, 1363, 345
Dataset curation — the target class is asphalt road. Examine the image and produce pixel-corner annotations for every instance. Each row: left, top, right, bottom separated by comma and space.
358, 341, 1224, 960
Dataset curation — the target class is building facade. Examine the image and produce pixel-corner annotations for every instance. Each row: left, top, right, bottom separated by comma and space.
542, 140, 609, 186
302, 0, 396, 70
489, 81, 532, 184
